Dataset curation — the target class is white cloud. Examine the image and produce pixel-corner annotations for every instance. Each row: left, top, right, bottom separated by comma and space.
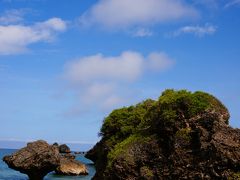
79, 0, 198, 29
63, 51, 174, 114
170, 24, 217, 37
35, 18, 67, 32
147, 52, 174, 71
81, 83, 116, 104
132, 28, 153, 37
225, 0, 240, 8
0, 17, 67, 55
0, 9, 25, 25
64, 51, 144, 84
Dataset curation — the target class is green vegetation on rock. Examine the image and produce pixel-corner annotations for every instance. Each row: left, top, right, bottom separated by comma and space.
86, 89, 237, 180
228, 172, 240, 180
99, 99, 155, 148
175, 127, 191, 141
107, 134, 152, 169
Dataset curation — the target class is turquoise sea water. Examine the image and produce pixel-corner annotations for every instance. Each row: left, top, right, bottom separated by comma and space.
0, 149, 95, 180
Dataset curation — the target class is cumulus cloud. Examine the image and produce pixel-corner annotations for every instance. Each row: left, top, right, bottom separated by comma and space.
0, 17, 67, 55
64, 51, 144, 84
63, 51, 174, 114
170, 24, 217, 37
79, 0, 198, 30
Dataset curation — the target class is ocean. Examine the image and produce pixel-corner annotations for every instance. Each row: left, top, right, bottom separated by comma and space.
0, 149, 96, 180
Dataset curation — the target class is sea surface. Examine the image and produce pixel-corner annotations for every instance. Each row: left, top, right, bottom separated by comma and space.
0, 149, 96, 180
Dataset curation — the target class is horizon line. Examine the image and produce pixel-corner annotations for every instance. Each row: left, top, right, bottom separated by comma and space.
0, 138, 97, 145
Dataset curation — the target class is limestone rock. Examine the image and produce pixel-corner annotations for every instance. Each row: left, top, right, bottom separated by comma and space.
3, 140, 60, 180
86, 90, 240, 179
55, 157, 88, 176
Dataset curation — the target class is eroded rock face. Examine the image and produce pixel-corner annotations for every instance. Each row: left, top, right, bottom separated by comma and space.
55, 157, 88, 176
86, 90, 240, 179
106, 111, 240, 179
3, 140, 60, 180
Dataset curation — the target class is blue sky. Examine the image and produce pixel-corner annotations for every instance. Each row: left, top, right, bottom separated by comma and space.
0, 0, 240, 149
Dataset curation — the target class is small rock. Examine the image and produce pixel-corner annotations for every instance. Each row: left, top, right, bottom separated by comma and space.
53, 142, 59, 147
55, 157, 88, 176
59, 144, 71, 153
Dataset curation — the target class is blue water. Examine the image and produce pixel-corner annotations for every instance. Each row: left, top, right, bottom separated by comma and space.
0, 149, 95, 180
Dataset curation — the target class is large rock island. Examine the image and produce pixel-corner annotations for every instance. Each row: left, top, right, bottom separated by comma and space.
86, 89, 240, 179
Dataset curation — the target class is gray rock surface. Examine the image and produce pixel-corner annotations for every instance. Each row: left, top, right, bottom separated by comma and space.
3, 140, 60, 180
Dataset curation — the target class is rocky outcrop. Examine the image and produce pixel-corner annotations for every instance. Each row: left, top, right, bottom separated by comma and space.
86, 89, 240, 179
3, 140, 60, 180
55, 156, 88, 176
3, 140, 88, 179
105, 112, 240, 179
59, 144, 71, 153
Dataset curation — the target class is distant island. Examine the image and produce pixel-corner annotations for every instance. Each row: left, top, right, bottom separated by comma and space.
86, 89, 240, 179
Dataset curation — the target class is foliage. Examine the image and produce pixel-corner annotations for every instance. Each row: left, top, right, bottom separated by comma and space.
175, 127, 191, 142
107, 134, 143, 168
142, 89, 229, 135
228, 172, 240, 180
93, 89, 229, 177
100, 99, 155, 147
